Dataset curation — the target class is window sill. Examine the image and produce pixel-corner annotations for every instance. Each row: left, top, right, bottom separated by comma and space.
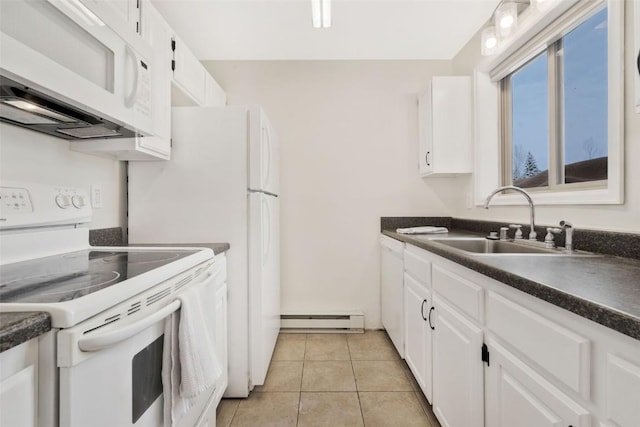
476, 187, 623, 207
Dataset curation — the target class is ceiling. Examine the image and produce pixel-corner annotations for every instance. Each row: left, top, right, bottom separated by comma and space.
150, 0, 501, 60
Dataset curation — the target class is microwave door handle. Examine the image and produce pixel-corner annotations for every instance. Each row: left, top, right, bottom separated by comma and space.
124, 45, 140, 108
77, 299, 181, 352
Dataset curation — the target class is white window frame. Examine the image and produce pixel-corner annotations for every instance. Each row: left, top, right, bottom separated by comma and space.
473, 0, 624, 206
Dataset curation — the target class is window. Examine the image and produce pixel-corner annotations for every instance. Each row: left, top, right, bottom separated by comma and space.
502, 7, 608, 191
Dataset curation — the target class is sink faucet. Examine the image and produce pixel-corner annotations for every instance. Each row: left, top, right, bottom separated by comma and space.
483, 186, 537, 241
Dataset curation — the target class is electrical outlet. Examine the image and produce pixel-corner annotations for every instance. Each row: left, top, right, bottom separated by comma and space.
91, 185, 103, 208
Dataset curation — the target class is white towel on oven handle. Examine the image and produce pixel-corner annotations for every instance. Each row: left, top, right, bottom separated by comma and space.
178, 285, 222, 397
162, 285, 222, 426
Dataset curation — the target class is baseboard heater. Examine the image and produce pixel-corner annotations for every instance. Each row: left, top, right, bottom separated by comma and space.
280, 313, 364, 333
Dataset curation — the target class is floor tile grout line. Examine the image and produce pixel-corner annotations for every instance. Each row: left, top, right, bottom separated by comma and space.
349, 347, 367, 426
296, 333, 307, 426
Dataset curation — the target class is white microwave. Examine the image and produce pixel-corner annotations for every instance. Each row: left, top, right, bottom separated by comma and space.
0, 0, 153, 139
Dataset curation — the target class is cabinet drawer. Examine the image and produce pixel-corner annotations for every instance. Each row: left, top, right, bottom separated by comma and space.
487, 291, 590, 399
404, 245, 431, 286
432, 264, 483, 323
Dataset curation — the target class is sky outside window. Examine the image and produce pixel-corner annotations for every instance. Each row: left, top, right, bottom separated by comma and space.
562, 7, 608, 183
511, 53, 548, 186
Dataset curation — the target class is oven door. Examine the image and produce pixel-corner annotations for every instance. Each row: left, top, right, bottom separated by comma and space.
60, 320, 167, 427
57, 269, 219, 427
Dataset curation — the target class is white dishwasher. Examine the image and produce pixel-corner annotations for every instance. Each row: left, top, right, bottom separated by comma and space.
380, 235, 405, 357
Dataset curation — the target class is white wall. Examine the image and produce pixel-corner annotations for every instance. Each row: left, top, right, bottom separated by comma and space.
0, 123, 127, 230
451, 1, 640, 233
204, 60, 463, 328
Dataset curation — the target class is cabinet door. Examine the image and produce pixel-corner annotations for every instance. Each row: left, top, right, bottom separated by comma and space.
0, 339, 38, 427
432, 294, 484, 427
172, 34, 207, 106
605, 354, 640, 427
404, 273, 433, 403
418, 89, 434, 175
418, 76, 472, 177
381, 236, 405, 357
100, 0, 139, 35
486, 338, 590, 427
137, 2, 171, 157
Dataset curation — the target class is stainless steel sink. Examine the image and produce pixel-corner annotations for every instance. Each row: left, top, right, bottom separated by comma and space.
429, 238, 591, 256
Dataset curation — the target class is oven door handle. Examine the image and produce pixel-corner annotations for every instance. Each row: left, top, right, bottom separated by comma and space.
78, 300, 181, 352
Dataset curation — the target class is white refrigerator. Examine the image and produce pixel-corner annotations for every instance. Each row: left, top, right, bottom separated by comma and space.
128, 106, 280, 397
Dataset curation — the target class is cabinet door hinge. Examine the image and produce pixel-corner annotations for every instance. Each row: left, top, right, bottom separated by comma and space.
171, 59, 176, 71
481, 343, 490, 366
171, 38, 176, 52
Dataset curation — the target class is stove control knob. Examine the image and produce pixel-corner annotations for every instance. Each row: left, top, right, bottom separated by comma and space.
72, 195, 86, 209
55, 194, 71, 209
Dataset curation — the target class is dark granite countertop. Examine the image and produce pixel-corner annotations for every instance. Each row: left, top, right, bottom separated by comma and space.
0, 312, 51, 353
128, 242, 230, 255
383, 228, 640, 342
89, 227, 231, 256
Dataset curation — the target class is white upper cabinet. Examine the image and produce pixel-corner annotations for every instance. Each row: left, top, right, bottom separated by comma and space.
418, 76, 472, 177
170, 34, 226, 107
99, 0, 140, 35
171, 33, 207, 106
136, 2, 172, 158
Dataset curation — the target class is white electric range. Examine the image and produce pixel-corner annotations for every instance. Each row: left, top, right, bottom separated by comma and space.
0, 181, 220, 427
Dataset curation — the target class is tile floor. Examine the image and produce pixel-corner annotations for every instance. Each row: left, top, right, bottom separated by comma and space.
216, 330, 442, 427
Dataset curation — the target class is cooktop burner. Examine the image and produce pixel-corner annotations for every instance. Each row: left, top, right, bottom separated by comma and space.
0, 249, 198, 303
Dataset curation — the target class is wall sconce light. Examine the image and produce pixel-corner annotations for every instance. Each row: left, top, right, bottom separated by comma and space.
495, 2, 518, 37
480, 0, 529, 56
481, 26, 499, 56
312, 0, 331, 28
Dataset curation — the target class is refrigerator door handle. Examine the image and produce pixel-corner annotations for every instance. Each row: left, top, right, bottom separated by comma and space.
262, 196, 271, 263
261, 125, 271, 190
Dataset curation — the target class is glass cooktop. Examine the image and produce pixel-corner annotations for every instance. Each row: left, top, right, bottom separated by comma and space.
0, 249, 199, 303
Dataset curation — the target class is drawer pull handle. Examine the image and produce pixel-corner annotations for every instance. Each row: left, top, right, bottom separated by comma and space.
428, 306, 435, 330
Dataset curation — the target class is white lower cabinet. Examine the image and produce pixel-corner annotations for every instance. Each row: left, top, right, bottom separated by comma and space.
485, 337, 590, 427
381, 235, 405, 357
404, 272, 433, 402
398, 242, 640, 427
0, 339, 38, 427
432, 293, 484, 427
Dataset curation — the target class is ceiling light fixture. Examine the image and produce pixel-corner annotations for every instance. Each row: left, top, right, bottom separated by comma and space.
311, 0, 331, 29
481, 26, 499, 56
495, 2, 518, 37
